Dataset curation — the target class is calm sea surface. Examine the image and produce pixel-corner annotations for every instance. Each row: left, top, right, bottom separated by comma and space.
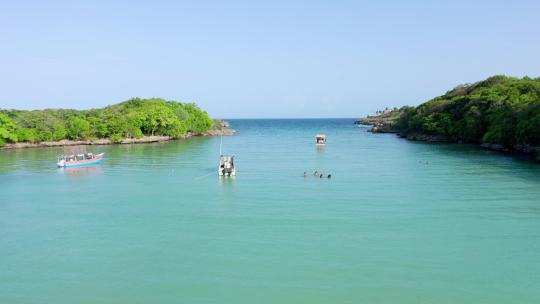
1, 119, 539, 303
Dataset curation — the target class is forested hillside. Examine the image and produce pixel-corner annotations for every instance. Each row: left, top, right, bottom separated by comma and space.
394, 76, 540, 148
0, 98, 214, 145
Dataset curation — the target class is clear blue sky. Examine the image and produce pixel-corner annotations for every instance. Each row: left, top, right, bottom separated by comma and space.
0, 0, 539, 118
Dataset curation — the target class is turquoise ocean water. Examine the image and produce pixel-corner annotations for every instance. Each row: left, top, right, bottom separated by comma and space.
1, 119, 539, 303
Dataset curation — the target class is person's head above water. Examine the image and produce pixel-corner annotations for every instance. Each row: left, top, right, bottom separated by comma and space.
327, 174, 332, 178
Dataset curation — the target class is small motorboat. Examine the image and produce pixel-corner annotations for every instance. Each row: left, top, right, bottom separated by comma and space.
316, 134, 326, 145
57, 152, 105, 168
218, 155, 236, 176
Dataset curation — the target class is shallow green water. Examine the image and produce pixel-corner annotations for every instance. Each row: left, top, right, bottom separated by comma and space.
1, 119, 540, 303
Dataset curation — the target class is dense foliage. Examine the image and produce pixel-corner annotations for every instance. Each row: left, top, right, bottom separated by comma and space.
0, 98, 214, 145
394, 76, 540, 147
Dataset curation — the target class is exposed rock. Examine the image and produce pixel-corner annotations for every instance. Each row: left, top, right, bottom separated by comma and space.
369, 122, 396, 133
405, 134, 450, 142
213, 119, 231, 130
480, 143, 510, 152
513, 144, 538, 154
200, 129, 236, 136
355, 109, 402, 133
479, 143, 540, 161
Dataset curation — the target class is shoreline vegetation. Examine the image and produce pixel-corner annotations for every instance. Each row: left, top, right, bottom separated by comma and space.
0, 98, 235, 150
355, 75, 540, 162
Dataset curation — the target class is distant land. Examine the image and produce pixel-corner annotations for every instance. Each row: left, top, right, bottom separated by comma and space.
0, 98, 234, 149
356, 75, 540, 161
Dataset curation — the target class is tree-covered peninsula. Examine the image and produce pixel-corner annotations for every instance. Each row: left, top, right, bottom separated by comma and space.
357, 75, 540, 159
0, 98, 222, 147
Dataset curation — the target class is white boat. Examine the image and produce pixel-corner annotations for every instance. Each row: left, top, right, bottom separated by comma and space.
57, 152, 105, 168
316, 134, 326, 145
218, 155, 236, 176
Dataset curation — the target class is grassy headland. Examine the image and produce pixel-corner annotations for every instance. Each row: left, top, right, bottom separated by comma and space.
0, 98, 233, 149
356, 75, 540, 160
355, 108, 401, 133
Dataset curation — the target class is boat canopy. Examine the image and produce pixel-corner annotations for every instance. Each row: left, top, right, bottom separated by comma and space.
220, 155, 234, 162
316, 134, 327, 144
218, 155, 236, 176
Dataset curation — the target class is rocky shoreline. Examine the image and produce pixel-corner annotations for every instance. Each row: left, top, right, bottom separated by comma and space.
479, 143, 540, 161
0, 128, 235, 150
356, 112, 540, 162
354, 109, 401, 133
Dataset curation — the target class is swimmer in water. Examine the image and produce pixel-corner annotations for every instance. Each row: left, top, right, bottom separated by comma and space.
314, 171, 319, 176
303, 171, 307, 177
327, 174, 332, 179
320, 174, 323, 178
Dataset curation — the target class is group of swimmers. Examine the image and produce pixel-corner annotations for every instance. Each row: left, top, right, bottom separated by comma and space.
304, 171, 332, 179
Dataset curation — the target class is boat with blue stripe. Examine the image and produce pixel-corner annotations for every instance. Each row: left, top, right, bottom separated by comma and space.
57, 152, 105, 168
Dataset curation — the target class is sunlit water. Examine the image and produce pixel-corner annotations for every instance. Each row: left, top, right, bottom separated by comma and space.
1, 119, 539, 303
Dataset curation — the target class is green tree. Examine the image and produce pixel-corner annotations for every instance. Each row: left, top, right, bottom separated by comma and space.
67, 117, 91, 140
0, 113, 18, 145
1, 98, 215, 143
393, 76, 540, 147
